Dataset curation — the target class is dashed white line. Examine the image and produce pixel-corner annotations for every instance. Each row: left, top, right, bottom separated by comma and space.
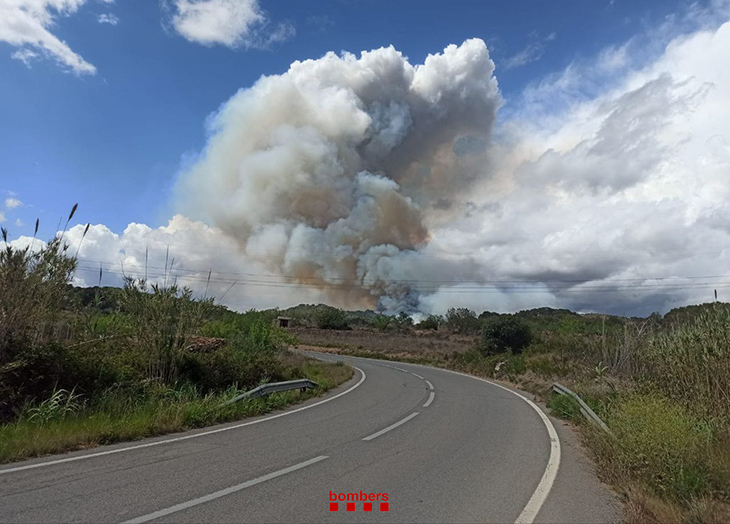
423, 391, 435, 408
425, 380, 434, 390
122, 456, 329, 523
362, 412, 419, 441
0, 368, 366, 476
411, 372, 424, 380
310, 352, 562, 524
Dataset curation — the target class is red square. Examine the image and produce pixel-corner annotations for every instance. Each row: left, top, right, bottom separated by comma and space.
346, 502, 355, 512
363, 502, 373, 511
329, 502, 338, 512
380, 502, 389, 512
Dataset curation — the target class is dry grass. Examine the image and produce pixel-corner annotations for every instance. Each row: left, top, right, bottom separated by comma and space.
293, 326, 475, 357
296, 319, 730, 524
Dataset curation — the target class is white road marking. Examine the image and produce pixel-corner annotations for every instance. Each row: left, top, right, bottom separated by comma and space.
311, 352, 562, 524
423, 391, 435, 408
411, 372, 424, 380
122, 456, 329, 523
432, 369, 560, 524
362, 412, 419, 441
425, 380, 434, 390
0, 368, 366, 476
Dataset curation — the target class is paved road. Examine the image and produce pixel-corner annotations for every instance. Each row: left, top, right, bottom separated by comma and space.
0, 353, 620, 523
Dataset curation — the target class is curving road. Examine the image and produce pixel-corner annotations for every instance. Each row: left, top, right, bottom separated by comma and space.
0, 353, 620, 523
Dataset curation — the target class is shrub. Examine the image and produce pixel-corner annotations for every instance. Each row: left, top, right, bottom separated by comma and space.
179, 346, 284, 392
482, 316, 533, 355
119, 278, 215, 385
416, 315, 442, 331
0, 220, 78, 421
315, 306, 349, 330
605, 394, 713, 501
397, 311, 413, 327
373, 315, 393, 331
445, 307, 480, 334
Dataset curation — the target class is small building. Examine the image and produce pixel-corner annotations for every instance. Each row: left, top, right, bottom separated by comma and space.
276, 316, 292, 328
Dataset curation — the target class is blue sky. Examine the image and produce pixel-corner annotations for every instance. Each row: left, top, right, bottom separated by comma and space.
1, 0, 693, 236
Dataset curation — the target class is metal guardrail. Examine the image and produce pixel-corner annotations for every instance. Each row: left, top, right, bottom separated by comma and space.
551, 382, 611, 434
219, 379, 319, 407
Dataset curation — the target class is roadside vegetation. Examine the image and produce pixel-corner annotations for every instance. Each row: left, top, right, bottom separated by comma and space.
0, 210, 352, 464
285, 303, 730, 523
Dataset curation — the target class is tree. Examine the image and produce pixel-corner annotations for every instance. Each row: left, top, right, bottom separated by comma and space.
482, 316, 533, 355
315, 306, 350, 330
397, 311, 413, 327
445, 307, 480, 334
416, 314, 442, 330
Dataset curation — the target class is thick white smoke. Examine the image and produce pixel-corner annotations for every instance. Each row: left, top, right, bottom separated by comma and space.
177, 39, 500, 311
34, 9, 730, 317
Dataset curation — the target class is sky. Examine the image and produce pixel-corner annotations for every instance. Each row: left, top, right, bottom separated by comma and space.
2, 0, 730, 316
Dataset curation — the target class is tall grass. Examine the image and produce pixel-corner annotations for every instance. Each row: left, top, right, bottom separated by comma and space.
0, 208, 355, 463
120, 278, 214, 385
647, 306, 730, 425
0, 359, 352, 464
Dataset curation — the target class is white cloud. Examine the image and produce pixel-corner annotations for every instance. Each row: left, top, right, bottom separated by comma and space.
170, 0, 293, 48
23, 5, 730, 317
0, 0, 96, 74
306, 14, 334, 34
63, 216, 327, 310
0, 211, 5, 223
15, 218, 23, 227
422, 12, 730, 315
11, 48, 40, 67
5, 197, 22, 209
97, 13, 118, 25
502, 31, 556, 70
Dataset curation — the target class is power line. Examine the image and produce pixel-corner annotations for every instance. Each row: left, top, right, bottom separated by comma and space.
76, 257, 730, 287
74, 263, 730, 295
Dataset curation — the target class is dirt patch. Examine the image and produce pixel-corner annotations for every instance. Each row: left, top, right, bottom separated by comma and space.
292, 327, 475, 356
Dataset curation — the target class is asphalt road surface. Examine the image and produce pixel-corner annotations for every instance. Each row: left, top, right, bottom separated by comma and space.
0, 353, 620, 523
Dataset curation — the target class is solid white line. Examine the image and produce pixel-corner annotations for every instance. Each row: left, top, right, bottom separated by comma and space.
423, 391, 435, 408
362, 412, 419, 441
312, 353, 561, 524
425, 380, 434, 390
122, 455, 329, 523
411, 372, 424, 380
0, 368, 366, 476
429, 368, 560, 524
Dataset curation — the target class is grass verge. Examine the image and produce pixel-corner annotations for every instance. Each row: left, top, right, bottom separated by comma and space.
0, 356, 352, 464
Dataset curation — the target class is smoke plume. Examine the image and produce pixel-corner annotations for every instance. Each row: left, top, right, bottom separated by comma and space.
177, 39, 500, 311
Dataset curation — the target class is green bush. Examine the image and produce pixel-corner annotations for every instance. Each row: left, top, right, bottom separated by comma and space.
119, 278, 215, 385
416, 315, 442, 331
606, 393, 713, 501
445, 307, 480, 333
372, 315, 393, 331
1, 225, 78, 421
548, 392, 582, 421
315, 306, 350, 330
179, 347, 284, 392
482, 316, 533, 355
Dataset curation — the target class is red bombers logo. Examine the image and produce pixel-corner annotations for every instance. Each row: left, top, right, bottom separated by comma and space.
329, 491, 390, 512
